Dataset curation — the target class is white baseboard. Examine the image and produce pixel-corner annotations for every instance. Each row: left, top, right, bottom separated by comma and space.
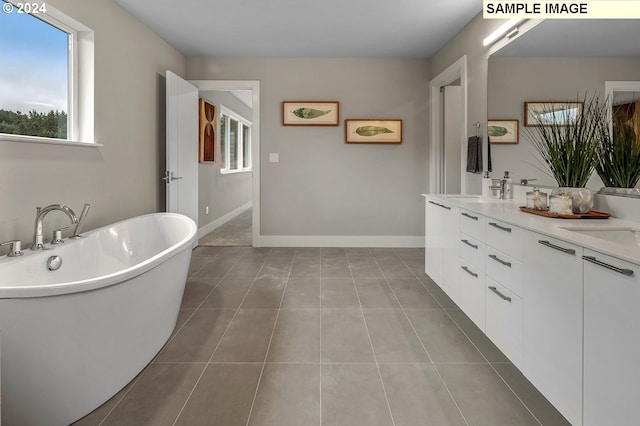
256, 235, 424, 248
198, 201, 252, 239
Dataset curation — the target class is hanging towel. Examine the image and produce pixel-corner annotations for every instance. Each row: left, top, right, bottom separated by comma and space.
487, 135, 492, 173
466, 136, 482, 173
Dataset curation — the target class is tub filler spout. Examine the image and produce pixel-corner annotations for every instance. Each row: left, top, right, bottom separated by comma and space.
31, 204, 78, 250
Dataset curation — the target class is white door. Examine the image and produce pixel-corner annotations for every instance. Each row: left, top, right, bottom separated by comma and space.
165, 70, 198, 225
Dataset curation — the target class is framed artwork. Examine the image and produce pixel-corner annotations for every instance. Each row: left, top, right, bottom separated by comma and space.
199, 98, 216, 162
488, 119, 519, 144
345, 119, 402, 144
524, 101, 583, 127
282, 101, 340, 126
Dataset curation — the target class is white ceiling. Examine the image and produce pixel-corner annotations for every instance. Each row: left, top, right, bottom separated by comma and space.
113, 0, 482, 57
494, 19, 640, 57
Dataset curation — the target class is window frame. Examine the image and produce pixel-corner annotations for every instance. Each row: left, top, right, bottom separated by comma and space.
0, 1, 96, 147
219, 105, 252, 174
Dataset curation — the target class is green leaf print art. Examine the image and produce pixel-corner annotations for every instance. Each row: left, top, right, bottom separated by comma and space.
292, 108, 332, 119
488, 126, 509, 137
345, 119, 402, 144
354, 126, 394, 137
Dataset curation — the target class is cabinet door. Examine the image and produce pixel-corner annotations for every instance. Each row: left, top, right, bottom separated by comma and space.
523, 234, 583, 426
485, 277, 523, 367
424, 199, 443, 283
424, 198, 459, 303
459, 262, 485, 330
441, 203, 460, 304
583, 249, 640, 426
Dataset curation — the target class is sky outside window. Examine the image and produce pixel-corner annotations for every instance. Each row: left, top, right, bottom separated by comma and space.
0, 1, 69, 121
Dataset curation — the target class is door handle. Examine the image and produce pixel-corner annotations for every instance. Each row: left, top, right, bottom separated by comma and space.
162, 171, 183, 183
488, 286, 512, 302
488, 222, 512, 233
461, 239, 478, 249
583, 256, 634, 276
461, 266, 478, 278
488, 254, 512, 267
538, 240, 575, 255
461, 212, 478, 221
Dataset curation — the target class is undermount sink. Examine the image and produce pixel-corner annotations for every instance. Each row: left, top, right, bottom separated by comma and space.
445, 196, 502, 203
563, 227, 640, 248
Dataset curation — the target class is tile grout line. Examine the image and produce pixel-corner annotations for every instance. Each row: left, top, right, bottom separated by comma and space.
348, 248, 397, 426
244, 249, 295, 426
374, 249, 470, 426
95, 246, 230, 426
398, 251, 543, 426
170, 247, 273, 426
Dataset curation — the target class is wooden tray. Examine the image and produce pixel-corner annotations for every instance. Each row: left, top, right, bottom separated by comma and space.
519, 206, 611, 219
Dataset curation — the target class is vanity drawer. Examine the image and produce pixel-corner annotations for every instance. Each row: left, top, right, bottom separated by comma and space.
486, 219, 525, 260
460, 209, 486, 241
486, 277, 524, 368
459, 262, 485, 331
460, 233, 485, 272
486, 248, 522, 297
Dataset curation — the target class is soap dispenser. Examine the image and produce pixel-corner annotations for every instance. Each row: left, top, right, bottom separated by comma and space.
482, 171, 492, 197
503, 171, 513, 199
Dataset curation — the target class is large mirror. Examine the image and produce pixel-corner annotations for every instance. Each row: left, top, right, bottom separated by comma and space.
487, 19, 640, 190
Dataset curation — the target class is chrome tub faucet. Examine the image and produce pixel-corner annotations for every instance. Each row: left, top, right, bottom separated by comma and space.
31, 204, 78, 250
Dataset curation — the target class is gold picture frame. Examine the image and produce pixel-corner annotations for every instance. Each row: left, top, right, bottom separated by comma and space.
488, 119, 519, 144
282, 101, 340, 126
524, 101, 584, 127
345, 119, 402, 144
199, 98, 216, 163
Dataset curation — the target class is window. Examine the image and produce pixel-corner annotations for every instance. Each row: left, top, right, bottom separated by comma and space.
219, 106, 252, 173
0, 1, 94, 144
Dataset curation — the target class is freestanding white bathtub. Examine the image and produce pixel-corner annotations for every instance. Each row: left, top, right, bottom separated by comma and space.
0, 213, 197, 426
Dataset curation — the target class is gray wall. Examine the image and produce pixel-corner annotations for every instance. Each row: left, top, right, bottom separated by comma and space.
488, 56, 640, 188
430, 13, 509, 194
0, 0, 186, 252
187, 57, 430, 237
198, 91, 253, 229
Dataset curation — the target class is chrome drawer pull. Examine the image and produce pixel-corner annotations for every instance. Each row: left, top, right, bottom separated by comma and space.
489, 286, 512, 302
488, 222, 512, 232
538, 240, 576, 255
489, 254, 511, 267
461, 239, 478, 249
461, 212, 478, 221
428, 200, 451, 210
461, 266, 478, 278
583, 256, 634, 277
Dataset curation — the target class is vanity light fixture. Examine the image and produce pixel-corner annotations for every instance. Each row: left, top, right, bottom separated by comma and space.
483, 18, 523, 46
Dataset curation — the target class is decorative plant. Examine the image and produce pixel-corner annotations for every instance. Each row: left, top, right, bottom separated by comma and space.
526, 94, 608, 188
596, 103, 640, 188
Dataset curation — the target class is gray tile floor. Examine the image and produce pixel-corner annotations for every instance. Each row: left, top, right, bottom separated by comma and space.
199, 209, 252, 247
75, 247, 570, 426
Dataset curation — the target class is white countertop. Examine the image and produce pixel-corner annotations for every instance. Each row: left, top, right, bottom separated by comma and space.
423, 194, 640, 266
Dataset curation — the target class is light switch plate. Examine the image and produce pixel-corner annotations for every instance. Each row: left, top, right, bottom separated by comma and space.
269, 153, 279, 163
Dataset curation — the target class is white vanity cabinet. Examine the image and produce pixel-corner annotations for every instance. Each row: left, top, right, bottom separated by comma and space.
423, 194, 640, 426
522, 233, 583, 426
583, 249, 640, 426
424, 198, 460, 303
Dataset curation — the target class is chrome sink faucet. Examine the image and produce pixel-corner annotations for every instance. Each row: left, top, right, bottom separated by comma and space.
489, 179, 507, 199
31, 204, 78, 250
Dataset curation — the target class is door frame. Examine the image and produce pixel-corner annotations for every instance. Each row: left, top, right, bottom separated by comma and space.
429, 55, 468, 194
190, 79, 261, 247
